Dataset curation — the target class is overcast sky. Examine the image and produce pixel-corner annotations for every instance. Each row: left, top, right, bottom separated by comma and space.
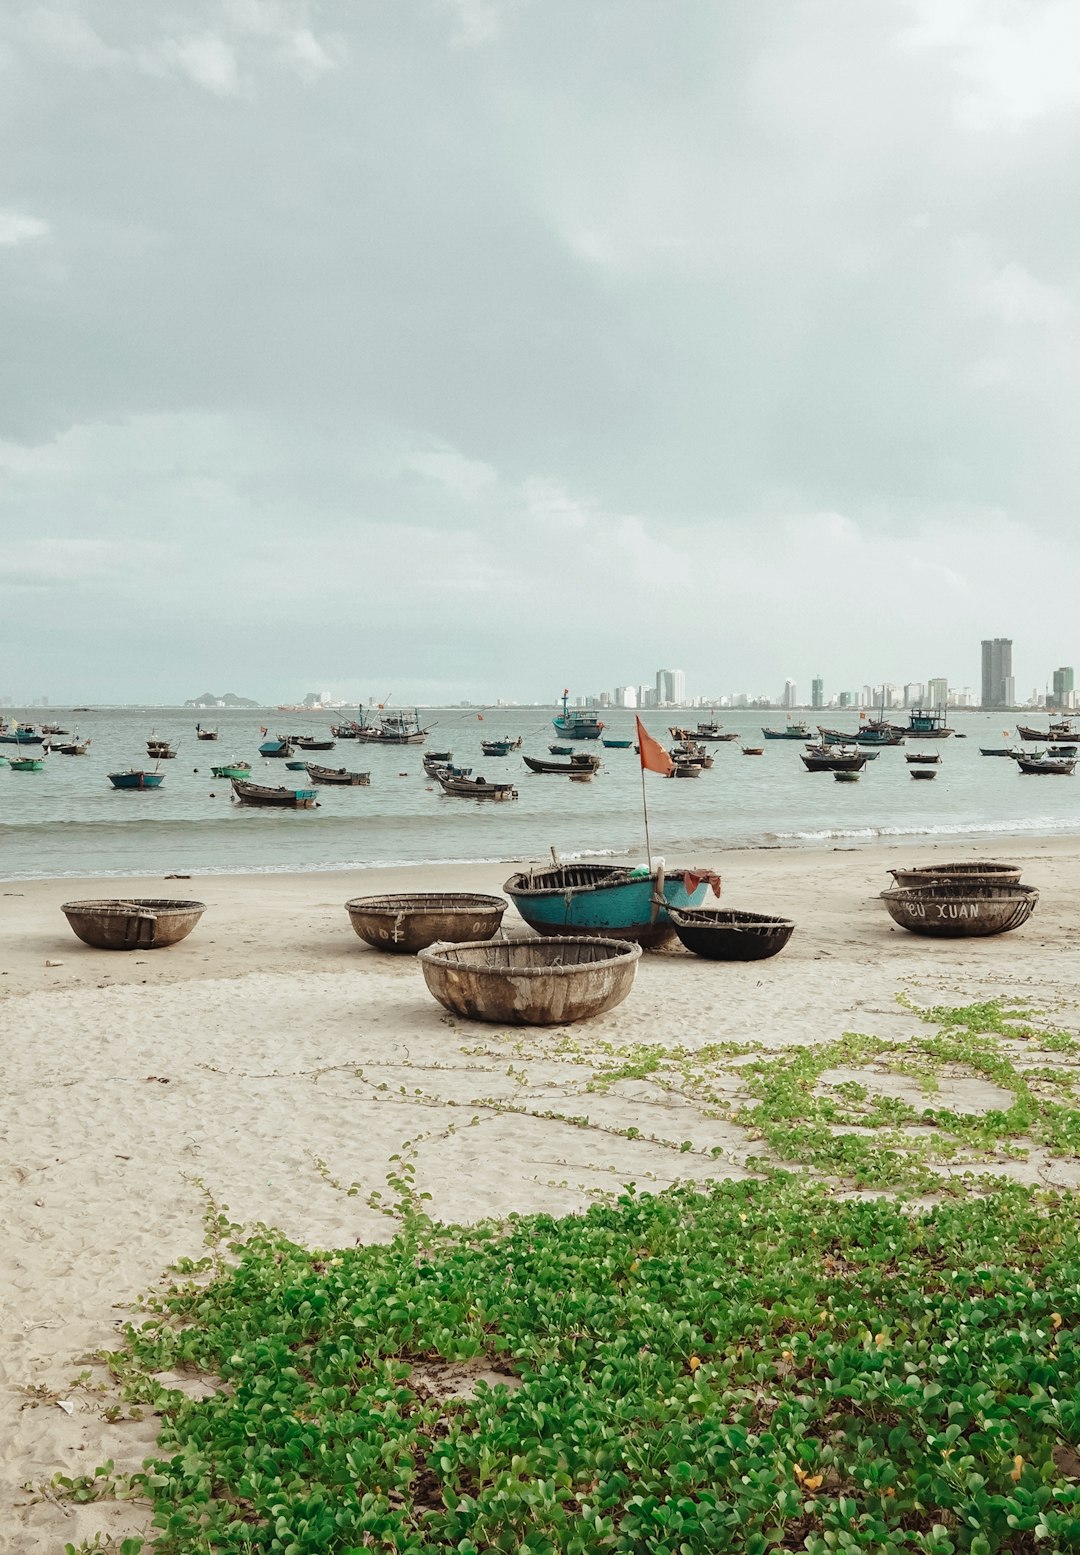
1, 0, 1077, 704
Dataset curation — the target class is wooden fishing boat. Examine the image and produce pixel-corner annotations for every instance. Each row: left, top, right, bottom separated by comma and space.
10, 756, 45, 772
344, 892, 507, 955
305, 763, 371, 786
667, 758, 702, 777
818, 726, 904, 747
549, 744, 573, 755
905, 752, 940, 764
40, 724, 68, 736
419, 936, 640, 1025
295, 737, 336, 751
888, 861, 1023, 890
1017, 720, 1080, 743
435, 772, 517, 800
61, 898, 206, 950
801, 745, 867, 772
742, 746, 764, 755
502, 862, 717, 948
210, 762, 252, 779
980, 747, 1016, 756
671, 742, 713, 768
523, 752, 602, 775
259, 738, 294, 758
330, 722, 359, 738
0, 726, 44, 744
231, 779, 318, 807
880, 882, 1038, 937
601, 738, 633, 748
352, 708, 430, 745
146, 739, 177, 759
552, 690, 603, 740
109, 770, 164, 789
1016, 755, 1076, 774
58, 740, 91, 755
426, 750, 453, 763
668, 907, 794, 961
902, 708, 953, 738
285, 760, 308, 770
480, 739, 518, 756
762, 723, 812, 740
195, 727, 219, 741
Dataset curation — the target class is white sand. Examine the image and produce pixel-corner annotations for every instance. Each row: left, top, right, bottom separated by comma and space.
3, 837, 1080, 1551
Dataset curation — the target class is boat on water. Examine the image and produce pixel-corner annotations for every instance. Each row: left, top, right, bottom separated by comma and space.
762, 723, 812, 740
906, 752, 941, 765
0, 727, 44, 744
523, 752, 601, 775
305, 763, 371, 786
435, 772, 517, 800
834, 770, 860, 783
667, 759, 702, 777
981, 747, 1016, 757
195, 725, 219, 741
818, 725, 904, 747
671, 742, 713, 768
259, 737, 294, 758
10, 756, 45, 772
295, 737, 336, 751
480, 738, 521, 756
231, 779, 318, 807
211, 762, 252, 779
330, 722, 358, 739
670, 723, 737, 742
109, 770, 164, 789
58, 739, 91, 755
549, 744, 573, 755
503, 862, 720, 949
801, 745, 867, 773
552, 690, 604, 740
1017, 719, 1080, 744
146, 738, 177, 759
911, 768, 937, 780
601, 738, 633, 749
742, 746, 764, 755
352, 708, 430, 745
1016, 755, 1076, 775
899, 708, 953, 739
39, 723, 68, 736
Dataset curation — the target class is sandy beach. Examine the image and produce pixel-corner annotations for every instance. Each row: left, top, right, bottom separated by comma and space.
4, 836, 1080, 1551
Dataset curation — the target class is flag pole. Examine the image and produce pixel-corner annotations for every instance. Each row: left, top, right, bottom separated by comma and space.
640, 757, 653, 872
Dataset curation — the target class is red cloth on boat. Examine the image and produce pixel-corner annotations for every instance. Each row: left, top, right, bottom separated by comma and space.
683, 870, 722, 898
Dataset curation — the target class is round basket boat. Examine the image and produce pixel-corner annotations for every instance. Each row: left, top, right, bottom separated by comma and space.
418, 936, 641, 1025
667, 907, 795, 962
880, 882, 1038, 938
60, 899, 206, 951
344, 892, 507, 955
888, 861, 1023, 890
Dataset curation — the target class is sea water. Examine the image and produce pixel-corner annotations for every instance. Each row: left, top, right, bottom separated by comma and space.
0, 706, 1075, 879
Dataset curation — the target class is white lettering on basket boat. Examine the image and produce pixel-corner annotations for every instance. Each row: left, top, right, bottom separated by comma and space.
907, 902, 981, 919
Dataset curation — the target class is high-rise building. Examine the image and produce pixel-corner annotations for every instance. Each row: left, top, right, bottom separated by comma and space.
811, 676, 824, 709
838, 691, 853, 709
1052, 667, 1075, 705
981, 638, 1014, 708
613, 685, 637, 708
638, 685, 658, 709
655, 669, 685, 705
903, 682, 924, 707
782, 679, 797, 708
927, 677, 949, 709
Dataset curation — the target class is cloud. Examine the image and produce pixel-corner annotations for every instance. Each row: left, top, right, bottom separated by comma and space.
976, 260, 1074, 324
0, 208, 49, 245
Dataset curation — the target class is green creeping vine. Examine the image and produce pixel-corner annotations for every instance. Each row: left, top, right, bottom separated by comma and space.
98, 1177, 1080, 1553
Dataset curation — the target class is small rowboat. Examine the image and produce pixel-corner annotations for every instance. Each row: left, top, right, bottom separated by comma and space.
668, 908, 795, 961
481, 737, 522, 756
259, 738, 294, 758
211, 762, 252, 779
880, 882, 1038, 937
231, 779, 318, 807
295, 737, 336, 751
146, 740, 177, 759
345, 892, 507, 954
305, 763, 371, 785
601, 738, 633, 749
61, 898, 206, 950
1016, 756, 1076, 774
419, 936, 641, 1025
906, 752, 940, 765
436, 772, 517, 800
108, 770, 163, 789
58, 740, 91, 755
10, 756, 46, 771
741, 746, 764, 756
549, 744, 574, 755
285, 760, 308, 770
523, 753, 601, 775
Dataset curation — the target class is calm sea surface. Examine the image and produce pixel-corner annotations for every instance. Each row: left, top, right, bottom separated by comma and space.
1, 706, 1077, 880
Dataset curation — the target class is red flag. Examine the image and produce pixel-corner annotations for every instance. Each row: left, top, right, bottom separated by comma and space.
477, 712, 484, 721
636, 716, 674, 776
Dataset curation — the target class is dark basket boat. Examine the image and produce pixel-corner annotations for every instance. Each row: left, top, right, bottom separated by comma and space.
879, 882, 1039, 937
910, 768, 937, 780
61, 898, 206, 950
668, 907, 795, 961
344, 892, 507, 955
418, 936, 641, 1025
305, 763, 371, 786
887, 861, 1023, 889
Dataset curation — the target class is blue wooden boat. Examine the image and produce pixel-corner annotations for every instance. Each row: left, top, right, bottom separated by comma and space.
0, 728, 44, 744
10, 756, 45, 771
285, 760, 308, 770
481, 739, 517, 757
549, 744, 573, 755
109, 770, 165, 790
602, 738, 633, 748
502, 863, 713, 949
552, 690, 604, 740
259, 738, 294, 758
761, 723, 811, 740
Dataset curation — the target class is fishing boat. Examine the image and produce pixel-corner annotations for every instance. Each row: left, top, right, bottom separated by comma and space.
818, 725, 904, 747
549, 744, 574, 756
980, 748, 1016, 757
295, 737, 336, 751
601, 738, 633, 749
331, 722, 359, 739
146, 738, 177, 759
109, 770, 164, 790
667, 759, 702, 777
10, 756, 45, 772
552, 690, 604, 740
0, 727, 44, 744
305, 763, 371, 786
39, 723, 68, 736
671, 742, 713, 768
670, 723, 737, 742
286, 760, 308, 770
259, 737, 294, 758
502, 862, 719, 949
480, 738, 521, 757
352, 708, 430, 745
1016, 755, 1076, 775
210, 761, 252, 779
905, 752, 941, 765
834, 770, 860, 782
1016, 719, 1080, 744
231, 779, 318, 807
801, 745, 867, 773
742, 746, 764, 755
761, 722, 812, 740
901, 708, 953, 738
58, 739, 91, 755
426, 750, 453, 762
195, 726, 219, 741
435, 772, 517, 800
523, 753, 601, 775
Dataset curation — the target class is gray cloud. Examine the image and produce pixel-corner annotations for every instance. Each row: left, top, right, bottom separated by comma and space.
0, 0, 1077, 702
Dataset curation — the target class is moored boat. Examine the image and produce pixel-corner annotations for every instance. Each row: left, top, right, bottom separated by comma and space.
552, 689, 604, 740
10, 756, 46, 772
905, 752, 941, 764
502, 862, 720, 948
549, 744, 573, 755
801, 745, 867, 773
480, 738, 521, 756
58, 740, 91, 755
231, 779, 318, 807
1017, 719, 1080, 743
195, 726, 219, 741
1016, 755, 1076, 774
146, 738, 177, 759
762, 723, 812, 740
523, 752, 602, 775
109, 770, 165, 789
305, 763, 371, 785
210, 761, 252, 779
601, 738, 633, 748
259, 737, 294, 758
435, 772, 517, 800
352, 708, 430, 745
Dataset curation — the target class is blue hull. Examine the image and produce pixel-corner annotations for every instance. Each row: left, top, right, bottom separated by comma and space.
109, 772, 165, 789
504, 868, 709, 948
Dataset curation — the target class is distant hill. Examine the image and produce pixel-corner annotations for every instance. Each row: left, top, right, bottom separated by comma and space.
184, 691, 259, 709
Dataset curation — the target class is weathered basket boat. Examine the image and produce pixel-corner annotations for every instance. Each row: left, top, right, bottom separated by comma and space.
668, 907, 795, 961
61, 898, 206, 950
146, 740, 177, 759
833, 770, 860, 782
880, 882, 1039, 937
910, 768, 937, 780
285, 760, 308, 770
345, 892, 507, 954
503, 862, 716, 948
230, 778, 318, 808
419, 936, 641, 1025
305, 763, 371, 786
888, 861, 1023, 890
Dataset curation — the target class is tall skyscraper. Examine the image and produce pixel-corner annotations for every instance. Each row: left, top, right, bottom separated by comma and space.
1052, 667, 1075, 704
981, 638, 1014, 708
811, 676, 824, 709
655, 669, 685, 705
927, 677, 949, 709
782, 679, 797, 708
